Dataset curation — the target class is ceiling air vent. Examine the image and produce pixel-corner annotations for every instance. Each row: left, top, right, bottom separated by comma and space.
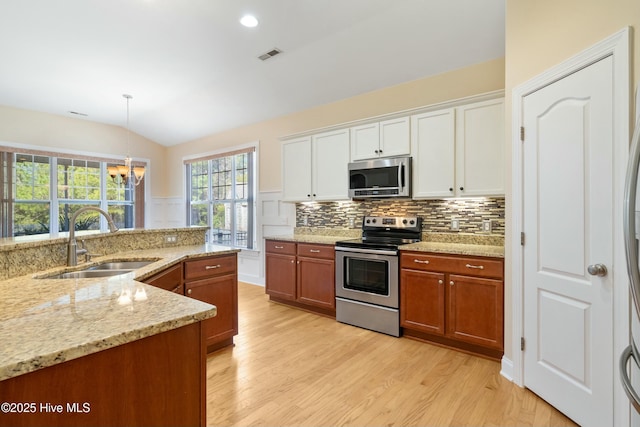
258, 48, 282, 61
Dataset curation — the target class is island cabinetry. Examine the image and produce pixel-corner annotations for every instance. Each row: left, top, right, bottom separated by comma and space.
143, 253, 238, 352
144, 262, 183, 294
265, 240, 335, 316
400, 251, 504, 359
184, 253, 238, 351
0, 322, 206, 427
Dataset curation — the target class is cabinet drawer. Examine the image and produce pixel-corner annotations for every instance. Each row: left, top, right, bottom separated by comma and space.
401, 252, 503, 279
265, 240, 296, 255
185, 254, 237, 281
296, 243, 334, 259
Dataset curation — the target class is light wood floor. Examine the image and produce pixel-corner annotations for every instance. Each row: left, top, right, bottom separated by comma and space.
206, 282, 577, 427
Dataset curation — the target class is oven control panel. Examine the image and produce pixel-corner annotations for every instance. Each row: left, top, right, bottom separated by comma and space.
362, 216, 421, 230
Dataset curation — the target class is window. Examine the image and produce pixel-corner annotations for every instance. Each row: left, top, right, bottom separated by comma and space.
186, 147, 255, 249
0, 147, 145, 238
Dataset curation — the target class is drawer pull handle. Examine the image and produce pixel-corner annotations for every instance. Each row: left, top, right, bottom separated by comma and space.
309, 249, 321, 253
413, 259, 430, 264
205, 265, 222, 270
274, 245, 284, 249
465, 264, 484, 270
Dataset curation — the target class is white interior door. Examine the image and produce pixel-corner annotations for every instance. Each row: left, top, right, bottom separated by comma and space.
522, 55, 614, 427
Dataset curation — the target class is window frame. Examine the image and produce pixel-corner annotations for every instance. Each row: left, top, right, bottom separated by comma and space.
0, 145, 147, 238
185, 145, 257, 250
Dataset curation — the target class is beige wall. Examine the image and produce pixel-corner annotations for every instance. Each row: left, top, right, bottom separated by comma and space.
504, 0, 640, 360
0, 105, 168, 198
165, 58, 505, 197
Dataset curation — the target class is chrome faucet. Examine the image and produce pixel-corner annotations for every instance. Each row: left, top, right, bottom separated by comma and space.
67, 207, 119, 266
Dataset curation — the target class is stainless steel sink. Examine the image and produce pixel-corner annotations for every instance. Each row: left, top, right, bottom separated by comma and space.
46, 269, 134, 279
37, 259, 159, 279
89, 260, 158, 270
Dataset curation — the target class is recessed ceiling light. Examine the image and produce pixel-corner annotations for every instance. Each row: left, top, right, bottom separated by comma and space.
240, 14, 258, 28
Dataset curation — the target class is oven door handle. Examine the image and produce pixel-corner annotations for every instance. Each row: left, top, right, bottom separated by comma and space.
334, 246, 398, 256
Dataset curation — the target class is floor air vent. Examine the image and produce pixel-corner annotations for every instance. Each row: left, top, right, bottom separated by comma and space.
258, 48, 282, 61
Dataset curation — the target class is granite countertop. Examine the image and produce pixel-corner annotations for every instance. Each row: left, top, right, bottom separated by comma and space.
399, 241, 504, 258
266, 232, 504, 258
0, 244, 239, 382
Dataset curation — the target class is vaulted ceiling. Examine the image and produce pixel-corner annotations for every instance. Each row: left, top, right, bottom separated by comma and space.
0, 1, 505, 146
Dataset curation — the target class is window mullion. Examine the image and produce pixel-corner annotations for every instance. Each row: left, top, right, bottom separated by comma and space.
50, 157, 59, 237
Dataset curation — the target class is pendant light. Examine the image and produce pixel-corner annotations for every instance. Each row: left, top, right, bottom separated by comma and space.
107, 94, 145, 185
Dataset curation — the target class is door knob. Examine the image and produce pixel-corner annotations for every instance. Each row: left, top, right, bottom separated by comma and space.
587, 264, 607, 277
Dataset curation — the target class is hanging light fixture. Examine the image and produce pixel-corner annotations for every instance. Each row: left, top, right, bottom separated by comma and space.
107, 94, 145, 186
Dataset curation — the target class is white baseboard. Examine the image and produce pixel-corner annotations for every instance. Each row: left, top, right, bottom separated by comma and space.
500, 356, 515, 383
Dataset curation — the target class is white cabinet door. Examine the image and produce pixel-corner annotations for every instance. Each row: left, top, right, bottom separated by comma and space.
350, 122, 380, 161
282, 137, 312, 202
312, 129, 350, 201
455, 98, 505, 197
351, 118, 411, 161
379, 116, 410, 158
411, 109, 455, 198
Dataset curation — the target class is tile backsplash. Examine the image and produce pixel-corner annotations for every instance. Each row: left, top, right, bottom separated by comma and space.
296, 197, 505, 235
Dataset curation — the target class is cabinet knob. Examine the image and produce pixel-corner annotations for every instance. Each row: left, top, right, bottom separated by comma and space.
313, 194, 316, 197
438, 280, 443, 285
449, 281, 454, 286
459, 186, 464, 191
187, 289, 192, 295
291, 260, 294, 264
449, 187, 454, 192
375, 149, 379, 154
307, 194, 311, 197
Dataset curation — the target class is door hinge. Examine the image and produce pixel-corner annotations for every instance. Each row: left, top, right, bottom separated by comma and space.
520, 232, 525, 246
521, 337, 525, 351
520, 126, 525, 142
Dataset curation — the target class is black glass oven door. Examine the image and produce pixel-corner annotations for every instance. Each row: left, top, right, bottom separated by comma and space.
344, 256, 389, 296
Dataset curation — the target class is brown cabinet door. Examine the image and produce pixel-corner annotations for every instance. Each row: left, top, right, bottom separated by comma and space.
400, 269, 445, 335
265, 253, 297, 300
186, 274, 238, 345
296, 256, 335, 309
447, 274, 503, 351
144, 263, 183, 294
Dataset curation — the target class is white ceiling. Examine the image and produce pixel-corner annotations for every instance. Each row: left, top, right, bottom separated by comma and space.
0, 0, 505, 146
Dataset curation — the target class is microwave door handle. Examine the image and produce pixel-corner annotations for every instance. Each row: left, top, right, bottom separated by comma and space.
399, 163, 405, 190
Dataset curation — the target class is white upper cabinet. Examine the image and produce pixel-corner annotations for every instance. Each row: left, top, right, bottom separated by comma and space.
282, 129, 350, 202
411, 98, 505, 198
350, 117, 410, 161
282, 136, 312, 202
411, 108, 456, 198
312, 129, 350, 201
455, 98, 505, 197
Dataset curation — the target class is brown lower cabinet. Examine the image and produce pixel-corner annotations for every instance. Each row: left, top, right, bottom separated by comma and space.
144, 253, 238, 352
400, 251, 504, 360
265, 240, 335, 315
0, 322, 206, 427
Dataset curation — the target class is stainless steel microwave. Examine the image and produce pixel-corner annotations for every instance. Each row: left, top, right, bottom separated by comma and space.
348, 156, 411, 199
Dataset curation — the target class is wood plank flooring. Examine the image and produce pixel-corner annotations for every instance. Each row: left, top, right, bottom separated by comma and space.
206, 282, 577, 426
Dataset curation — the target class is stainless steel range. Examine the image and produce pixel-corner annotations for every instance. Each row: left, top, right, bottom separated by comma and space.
335, 216, 422, 337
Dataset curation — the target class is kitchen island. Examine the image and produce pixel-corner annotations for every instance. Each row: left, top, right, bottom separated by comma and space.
0, 244, 238, 427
